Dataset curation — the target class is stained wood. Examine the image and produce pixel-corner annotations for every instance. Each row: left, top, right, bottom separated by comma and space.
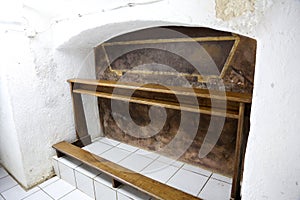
53, 141, 202, 200
69, 82, 91, 146
231, 103, 245, 200
68, 79, 252, 103
73, 89, 239, 119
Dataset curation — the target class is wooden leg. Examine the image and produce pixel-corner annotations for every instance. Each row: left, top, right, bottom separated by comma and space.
112, 179, 122, 188
231, 103, 245, 200
70, 82, 91, 146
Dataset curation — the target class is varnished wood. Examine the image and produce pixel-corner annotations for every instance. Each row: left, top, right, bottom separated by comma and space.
69, 82, 91, 146
102, 36, 238, 47
231, 103, 245, 200
73, 89, 239, 119
53, 141, 202, 200
68, 79, 252, 103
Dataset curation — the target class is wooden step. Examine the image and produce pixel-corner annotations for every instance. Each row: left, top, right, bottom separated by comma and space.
53, 141, 202, 200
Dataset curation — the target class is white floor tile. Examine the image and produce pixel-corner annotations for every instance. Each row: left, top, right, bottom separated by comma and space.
83, 141, 113, 155
135, 149, 160, 160
75, 170, 96, 198
58, 162, 76, 187
156, 155, 184, 167
0, 167, 8, 179
60, 189, 93, 200
211, 173, 232, 184
42, 179, 75, 199
119, 154, 154, 172
94, 180, 117, 200
1, 185, 40, 200
117, 143, 139, 152
39, 176, 59, 188
100, 147, 132, 163
22, 190, 52, 200
182, 164, 212, 177
167, 168, 208, 196
0, 195, 4, 200
0, 176, 18, 193
141, 160, 179, 183
198, 178, 231, 200
117, 185, 151, 200
99, 137, 120, 146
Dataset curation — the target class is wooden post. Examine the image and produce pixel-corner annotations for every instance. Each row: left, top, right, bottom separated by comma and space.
231, 102, 245, 200
69, 82, 91, 147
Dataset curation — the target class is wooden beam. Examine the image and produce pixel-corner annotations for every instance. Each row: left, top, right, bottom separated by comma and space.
73, 89, 239, 119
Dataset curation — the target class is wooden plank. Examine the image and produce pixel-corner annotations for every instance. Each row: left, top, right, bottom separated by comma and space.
69, 82, 91, 147
73, 89, 239, 119
53, 141, 202, 200
231, 103, 245, 200
68, 79, 252, 103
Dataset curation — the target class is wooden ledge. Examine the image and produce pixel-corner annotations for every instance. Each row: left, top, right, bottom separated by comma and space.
53, 141, 202, 200
68, 78, 252, 103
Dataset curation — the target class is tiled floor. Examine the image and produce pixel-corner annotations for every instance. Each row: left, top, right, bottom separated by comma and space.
0, 137, 232, 200
0, 167, 92, 200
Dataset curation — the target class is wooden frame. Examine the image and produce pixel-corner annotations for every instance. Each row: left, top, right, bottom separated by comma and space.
100, 34, 240, 82
53, 78, 251, 200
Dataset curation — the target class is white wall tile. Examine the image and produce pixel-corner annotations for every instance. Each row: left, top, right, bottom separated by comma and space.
52, 156, 60, 177
58, 162, 76, 187
94, 180, 117, 200
75, 170, 96, 198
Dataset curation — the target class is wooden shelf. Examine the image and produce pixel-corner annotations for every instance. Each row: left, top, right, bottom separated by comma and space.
53, 141, 202, 200
73, 89, 239, 119
68, 79, 252, 103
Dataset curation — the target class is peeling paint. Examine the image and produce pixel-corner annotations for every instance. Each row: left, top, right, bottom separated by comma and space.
215, 0, 255, 21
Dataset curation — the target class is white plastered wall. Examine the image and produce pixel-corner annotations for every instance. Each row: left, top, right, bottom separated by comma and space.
0, 0, 300, 199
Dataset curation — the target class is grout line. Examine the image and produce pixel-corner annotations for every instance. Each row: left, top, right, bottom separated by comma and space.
197, 173, 213, 197
210, 176, 232, 185
165, 163, 184, 184
56, 188, 76, 200
0, 174, 9, 180
20, 187, 44, 200
33, 187, 55, 200
0, 193, 5, 200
